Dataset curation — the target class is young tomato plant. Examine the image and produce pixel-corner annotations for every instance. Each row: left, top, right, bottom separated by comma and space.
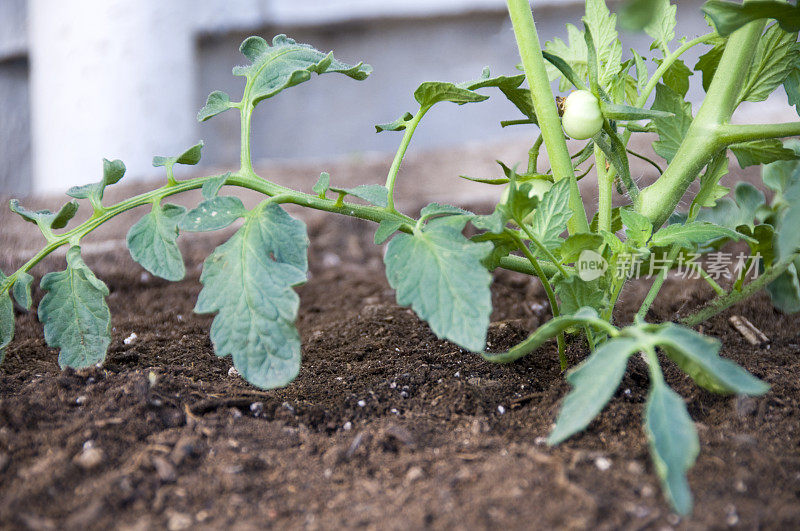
1, 0, 799, 517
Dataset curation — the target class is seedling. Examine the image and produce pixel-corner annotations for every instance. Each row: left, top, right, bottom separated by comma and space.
2, 0, 800, 516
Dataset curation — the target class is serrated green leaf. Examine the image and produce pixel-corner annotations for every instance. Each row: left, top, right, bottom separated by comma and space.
651, 221, 750, 248
10, 199, 80, 231
644, 382, 700, 515
198, 91, 234, 122
702, 1, 800, 37
691, 154, 730, 214
375, 220, 404, 245
654, 58, 692, 98
654, 324, 770, 394
548, 336, 639, 445
584, 0, 623, 87
384, 216, 492, 352
545, 24, 590, 92
375, 112, 414, 133
202, 173, 231, 200
740, 24, 800, 103
0, 271, 12, 364
39, 247, 111, 368
560, 233, 604, 263
233, 35, 370, 110
195, 202, 309, 389
179, 197, 247, 232
698, 182, 766, 232
555, 276, 604, 315
542, 51, 588, 92
786, 66, 800, 116
127, 203, 187, 281
329, 184, 389, 208
644, 0, 678, 51
730, 139, 798, 169
313, 172, 330, 198
66, 158, 126, 207
620, 208, 653, 246
462, 69, 534, 119
419, 203, 472, 222
762, 140, 800, 194
633, 51, 649, 94
652, 83, 693, 163
525, 179, 572, 251
414, 82, 489, 108
471, 208, 507, 235
12, 272, 33, 310
695, 36, 727, 93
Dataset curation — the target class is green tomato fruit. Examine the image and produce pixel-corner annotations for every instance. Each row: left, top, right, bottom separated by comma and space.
562, 90, 603, 140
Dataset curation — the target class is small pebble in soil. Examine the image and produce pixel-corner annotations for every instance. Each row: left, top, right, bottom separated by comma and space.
123, 332, 138, 345
249, 402, 264, 417
227, 366, 239, 378
497, 405, 506, 415
390, 408, 400, 415
140, 272, 151, 283
357, 400, 366, 407
405, 466, 424, 484
75, 395, 88, 405
343, 422, 352, 431
594, 456, 612, 471
725, 504, 739, 526
74, 442, 104, 470
534, 436, 547, 446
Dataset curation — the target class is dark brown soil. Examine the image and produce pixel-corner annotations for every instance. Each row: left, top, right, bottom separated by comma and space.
1, 191, 800, 530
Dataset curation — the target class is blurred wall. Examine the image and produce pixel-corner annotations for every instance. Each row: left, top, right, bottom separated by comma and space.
0, 0, 791, 196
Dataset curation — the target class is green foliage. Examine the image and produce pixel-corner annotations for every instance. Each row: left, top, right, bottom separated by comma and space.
554, 276, 604, 315
127, 203, 187, 281
384, 217, 493, 352
66, 158, 126, 209
702, 0, 800, 36
329, 184, 389, 208
738, 24, 800, 104
39, 247, 111, 369
180, 197, 247, 232
522, 179, 573, 251
153, 141, 204, 168
651, 84, 693, 163
194, 202, 309, 389
10, 199, 80, 231
0, 271, 12, 364
12, 272, 33, 310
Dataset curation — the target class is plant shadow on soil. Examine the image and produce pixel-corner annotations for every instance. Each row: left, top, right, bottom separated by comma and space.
1, 203, 799, 530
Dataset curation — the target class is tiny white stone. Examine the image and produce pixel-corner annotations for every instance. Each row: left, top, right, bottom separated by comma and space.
497, 405, 506, 414
534, 436, 547, 446
624, 388, 632, 396
454, 371, 460, 377
76, 395, 87, 405
227, 366, 240, 377
343, 421, 352, 431
140, 272, 151, 283
595, 456, 612, 471
176, 314, 183, 321
357, 400, 366, 407
390, 408, 399, 415
123, 332, 138, 345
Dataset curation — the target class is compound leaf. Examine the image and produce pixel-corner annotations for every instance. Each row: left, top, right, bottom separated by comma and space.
730, 139, 798, 169
384, 216, 493, 352
127, 203, 187, 281
195, 202, 309, 389
180, 196, 247, 232
644, 0, 678, 51
652, 83, 693, 163
234, 35, 371, 110
526, 179, 573, 251
39, 247, 111, 369
554, 276, 604, 315
644, 382, 699, 515
548, 336, 639, 445
653, 324, 770, 395
739, 24, 799, 103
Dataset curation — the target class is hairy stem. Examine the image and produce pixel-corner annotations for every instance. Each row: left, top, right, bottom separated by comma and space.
385, 107, 428, 212
595, 144, 612, 233
715, 122, 800, 145
506, 0, 589, 235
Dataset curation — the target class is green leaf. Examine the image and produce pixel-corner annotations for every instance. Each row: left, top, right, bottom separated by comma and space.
525, 179, 573, 251
698, 182, 765, 231
590, 207, 623, 233
419, 203, 472, 222
595, 124, 637, 199
179, 197, 247, 232
762, 140, 800, 194
619, 0, 658, 31
10, 199, 80, 231
384, 216, 493, 352
313, 172, 330, 198
702, 1, 800, 37
777, 180, 800, 259
650, 221, 751, 248
644, 0, 678, 51
584, 0, 624, 87
738, 223, 776, 268
620, 208, 653, 246
654, 58, 693, 98
375, 220, 404, 245
66, 158, 126, 206
0, 271, 12, 364
548, 337, 639, 445
694, 37, 727, 93
202, 173, 231, 200
730, 139, 798, 169
652, 83, 693, 163
329, 184, 389, 208
554, 276, 604, 315
39, 247, 111, 369
542, 51, 588, 92
691, 154, 730, 213
127, 203, 187, 282
234, 35, 370, 110
560, 233, 604, 263
195, 202, 309, 389
12, 272, 33, 310
786, 66, 800, 116
633, 51, 649, 94
766, 260, 800, 313
153, 141, 204, 168
375, 111, 414, 133
644, 382, 699, 515
740, 24, 800, 103
546, 24, 590, 92
414, 82, 489, 108
654, 324, 770, 394
471, 208, 507, 235
462, 69, 534, 119
198, 91, 234, 122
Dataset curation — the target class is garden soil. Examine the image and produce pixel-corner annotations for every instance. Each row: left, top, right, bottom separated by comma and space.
1, 146, 799, 530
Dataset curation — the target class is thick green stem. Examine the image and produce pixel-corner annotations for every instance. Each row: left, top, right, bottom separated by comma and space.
715, 122, 800, 145
239, 102, 254, 174
595, 144, 612, 233
506, 0, 589, 235
385, 107, 428, 212
635, 20, 766, 228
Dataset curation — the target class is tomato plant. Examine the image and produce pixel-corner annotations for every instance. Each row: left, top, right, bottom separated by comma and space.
2, 0, 800, 517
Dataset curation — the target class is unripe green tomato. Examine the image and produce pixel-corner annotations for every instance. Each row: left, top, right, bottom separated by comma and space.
561, 90, 603, 140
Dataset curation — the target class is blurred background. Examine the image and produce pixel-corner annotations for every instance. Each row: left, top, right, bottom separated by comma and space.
0, 0, 794, 196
